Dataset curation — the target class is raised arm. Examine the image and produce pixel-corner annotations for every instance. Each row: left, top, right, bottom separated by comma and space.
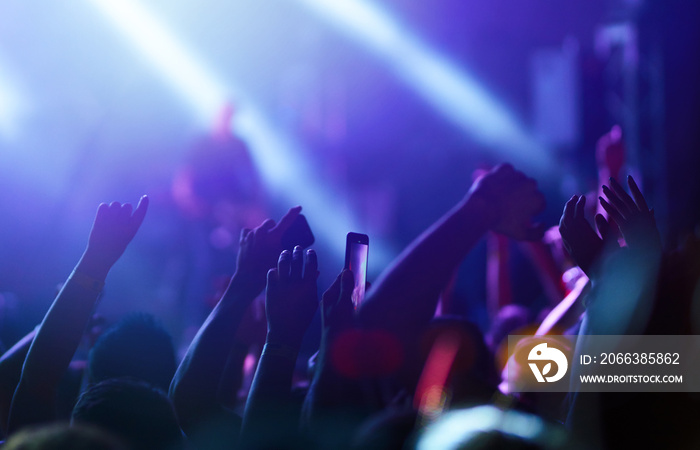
0, 329, 36, 436
8, 197, 148, 433
301, 269, 365, 438
239, 246, 319, 447
169, 207, 301, 435
359, 164, 546, 338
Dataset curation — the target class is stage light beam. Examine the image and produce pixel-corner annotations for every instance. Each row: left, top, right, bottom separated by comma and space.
85, 0, 393, 265
295, 0, 552, 174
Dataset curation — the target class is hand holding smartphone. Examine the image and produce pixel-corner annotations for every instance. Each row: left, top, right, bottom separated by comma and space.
344, 232, 369, 310
281, 214, 315, 250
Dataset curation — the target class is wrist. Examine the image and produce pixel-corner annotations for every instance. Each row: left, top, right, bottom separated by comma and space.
266, 331, 304, 350
262, 340, 301, 362
225, 273, 264, 304
75, 250, 112, 282
458, 194, 495, 232
230, 270, 265, 296
68, 270, 105, 293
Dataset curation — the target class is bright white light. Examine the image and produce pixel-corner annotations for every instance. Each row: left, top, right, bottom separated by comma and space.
86, 0, 393, 266
0, 56, 28, 141
87, 0, 228, 125
235, 107, 393, 263
296, 0, 552, 174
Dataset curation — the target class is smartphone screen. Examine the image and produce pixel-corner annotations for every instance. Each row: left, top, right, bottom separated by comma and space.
345, 233, 369, 309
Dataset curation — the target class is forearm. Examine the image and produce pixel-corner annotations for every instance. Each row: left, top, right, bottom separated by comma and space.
487, 233, 512, 316
216, 341, 250, 408
0, 329, 36, 436
303, 338, 367, 424
8, 257, 106, 432
360, 197, 490, 330
239, 339, 300, 443
586, 248, 660, 336
170, 274, 258, 420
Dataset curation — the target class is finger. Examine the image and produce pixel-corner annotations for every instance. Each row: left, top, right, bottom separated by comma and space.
321, 273, 342, 311
259, 219, 276, 232
266, 268, 279, 288
627, 175, 649, 211
291, 245, 304, 280
239, 228, 252, 244
561, 195, 578, 227
600, 197, 625, 225
131, 195, 149, 230
94, 203, 110, 223
339, 269, 355, 310
595, 214, 611, 241
105, 201, 121, 219
121, 202, 133, 217
272, 206, 302, 236
304, 249, 318, 281
574, 195, 586, 220
486, 164, 515, 185
253, 219, 275, 242
277, 250, 291, 281
493, 163, 514, 174
609, 177, 636, 212
602, 185, 629, 219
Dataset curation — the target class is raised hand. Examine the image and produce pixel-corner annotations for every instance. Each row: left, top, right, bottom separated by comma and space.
600, 176, 660, 251
466, 164, 546, 240
559, 194, 612, 275
235, 206, 302, 291
79, 196, 149, 280
8, 197, 148, 433
265, 246, 319, 346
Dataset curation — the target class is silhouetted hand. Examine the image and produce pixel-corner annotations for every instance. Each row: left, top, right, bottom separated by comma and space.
235, 206, 302, 290
265, 246, 319, 346
79, 196, 149, 279
600, 176, 660, 252
321, 270, 354, 337
467, 164, 546, 240
559, 194, 612, 275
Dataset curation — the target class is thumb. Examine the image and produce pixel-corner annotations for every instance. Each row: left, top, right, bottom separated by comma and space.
339, 269, 355, 307
132, 195, 149, 228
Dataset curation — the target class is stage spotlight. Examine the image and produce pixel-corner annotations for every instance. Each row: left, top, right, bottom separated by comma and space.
86, 0, 393, 265
296, 0, 552, 174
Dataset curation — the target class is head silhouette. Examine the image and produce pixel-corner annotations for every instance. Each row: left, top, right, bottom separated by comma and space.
72, 377, 183, 450
88, 313, 176, 391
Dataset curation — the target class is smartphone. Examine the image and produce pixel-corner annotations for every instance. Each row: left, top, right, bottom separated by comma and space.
344, 232, 369, 309
281, 214, 315, 250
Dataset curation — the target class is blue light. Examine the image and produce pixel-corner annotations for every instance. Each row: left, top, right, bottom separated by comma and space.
296, 0, 552, 174
0, 54, 27, 141
85, 0, 393, 266
235, 106, 393, 263
87, 0, 229, 126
